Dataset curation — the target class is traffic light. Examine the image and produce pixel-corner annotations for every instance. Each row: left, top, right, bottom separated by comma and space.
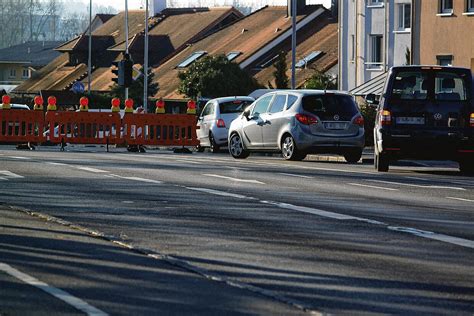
111, 61, 120, 85
122, 53, 133, 88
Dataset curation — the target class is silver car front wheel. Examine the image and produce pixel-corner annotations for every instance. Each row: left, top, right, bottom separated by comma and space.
229, 133, 249, 159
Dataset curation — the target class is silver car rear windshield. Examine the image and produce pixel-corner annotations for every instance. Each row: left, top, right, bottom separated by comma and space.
219, 100, 253, 114
302, 95, 358, 117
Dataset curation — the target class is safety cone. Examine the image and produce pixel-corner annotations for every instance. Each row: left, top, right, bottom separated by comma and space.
47, 96, 57, 111
33, 96, 44, 111
1, 95, 11, 110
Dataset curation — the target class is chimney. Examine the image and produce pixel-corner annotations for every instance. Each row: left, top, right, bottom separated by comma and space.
287, 0, 306, 17
151, 0, 167, 16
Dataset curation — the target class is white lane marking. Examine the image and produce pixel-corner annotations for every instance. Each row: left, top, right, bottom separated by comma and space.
75, 167, 109, 173
0, 170, 24, 178
404, 176, 428, 181
260, 200, 386, 225
0, 176, 7, 181
173, 159, 203, 165
0, 263, 108, 316
446, 197, 474, 203
279, 173, 313, 179
347, 183, 399, 191
109, 174, 162, 184
388, 227, 474, 249
186, 187, 256, 200
190, 187, 474, 249
367, 179, 466, 191
8, 156, 31, 160
224, 166, 250, 171
121, 200, 135, 204
46, 162, 68, 166
202, 174, 265, 185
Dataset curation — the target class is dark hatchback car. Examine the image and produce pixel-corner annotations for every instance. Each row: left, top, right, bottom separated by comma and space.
369, 66, 474, 174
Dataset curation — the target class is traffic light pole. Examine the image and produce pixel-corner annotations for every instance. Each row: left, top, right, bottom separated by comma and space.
125, 0, 129, 100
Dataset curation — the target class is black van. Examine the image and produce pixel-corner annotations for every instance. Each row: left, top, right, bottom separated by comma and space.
368, 66, 474, 174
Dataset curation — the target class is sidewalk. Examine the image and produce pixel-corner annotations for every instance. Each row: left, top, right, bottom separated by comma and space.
306, 147, 374, 164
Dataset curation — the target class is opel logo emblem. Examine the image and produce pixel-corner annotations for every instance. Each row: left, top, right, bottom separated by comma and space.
334, 115, 340, 121
434, 113, 442, 120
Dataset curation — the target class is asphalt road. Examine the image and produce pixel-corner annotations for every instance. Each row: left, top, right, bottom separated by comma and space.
1, 145, 473, 315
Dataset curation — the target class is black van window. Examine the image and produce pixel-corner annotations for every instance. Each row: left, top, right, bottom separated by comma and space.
435, 72, 468, 101
391, 71, 429, 100
302, 95, 357, 120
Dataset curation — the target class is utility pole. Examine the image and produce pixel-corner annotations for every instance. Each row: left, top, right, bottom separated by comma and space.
87, 0, 92, 96
291, 0, 297, 89
143, 0, 149, 112
125, 0, 129, 100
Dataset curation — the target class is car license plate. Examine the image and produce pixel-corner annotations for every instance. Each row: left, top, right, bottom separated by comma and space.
324, 122, 346, 130
395, 117, 425, 125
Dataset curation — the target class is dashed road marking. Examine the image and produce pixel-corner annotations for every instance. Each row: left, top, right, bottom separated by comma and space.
0, 263, 108, 316
75, 167, 109, 173
186, 187, 256, 200
0, 170, 24, 179
8, 156, 31, 160
279, 173, 313, 179
446, 197, 474, 203
46, 162, 68, 166
388, 227, 474, 249
368, 179, 466, 191
202, 174, 265, 185
109, 174, 162, 184
347, 183, 399, 191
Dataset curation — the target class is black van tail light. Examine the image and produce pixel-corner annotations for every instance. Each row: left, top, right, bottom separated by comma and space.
295, 113, 318, 125
354, 115, 364, 127
380, 110, 392, 126
470, 113, 474, 127
216, 119, 226, 128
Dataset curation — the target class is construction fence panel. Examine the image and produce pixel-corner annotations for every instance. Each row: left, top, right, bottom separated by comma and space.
45, 111, 122, 145
122, 114, 199, 147
0, 110, 45, 143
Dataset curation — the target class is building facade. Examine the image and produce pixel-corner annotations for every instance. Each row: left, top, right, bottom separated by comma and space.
412, 0, 474, 71
339, 0, 412, 91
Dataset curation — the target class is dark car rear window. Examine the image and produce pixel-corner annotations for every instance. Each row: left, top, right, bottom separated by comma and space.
302, 95, 358, 120
390, 69, 470, 102
219, 100, 253, 114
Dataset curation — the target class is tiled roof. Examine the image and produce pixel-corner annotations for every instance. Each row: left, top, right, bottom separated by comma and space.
56, 11, 146, 51
253, 14, 338, 88
0, 41, 63, 67
151, 5, 327, 99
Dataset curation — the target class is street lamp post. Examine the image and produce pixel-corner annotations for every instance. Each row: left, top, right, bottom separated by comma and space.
125, 0, 129, 100
291, 0, 296, 89
87, 0, 92, 95
143, 0, 149, 112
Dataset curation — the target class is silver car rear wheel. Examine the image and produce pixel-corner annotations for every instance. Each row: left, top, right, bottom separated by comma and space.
229, 133, 249, 159
281, 135, 306, 161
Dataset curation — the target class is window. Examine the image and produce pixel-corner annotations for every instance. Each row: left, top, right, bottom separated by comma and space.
350, 34, 355, 61
295, 51, 322, 68
287, 95, 298, 110
437, 55, 453, 66
201, 102, 215, 117
367, 35, 383, 68
467, 0, 474, 12
439, 0, 453, 14
219, 100, 253, 114
269, 95, 287, 113
9, 69, 16, 78
251, 95, 273, 116
398, 4, 411, 30
22, 68, 30, 78
226, 52, 241, 61
368, 0, 383, 6
391, 71, 429, 100
435, 72, 468, 101
176, 51, 206, 68
302, 95, 358, 120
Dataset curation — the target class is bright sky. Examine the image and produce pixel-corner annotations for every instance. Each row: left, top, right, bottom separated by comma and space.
83, 0, 331, 10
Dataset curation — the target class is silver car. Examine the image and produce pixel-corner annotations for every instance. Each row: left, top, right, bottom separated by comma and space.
228, 90, 365, 162
196, 96, 254, 153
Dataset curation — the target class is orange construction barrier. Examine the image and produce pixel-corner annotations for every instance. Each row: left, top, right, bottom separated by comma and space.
45, 111, 122, 145
122, 113, 199, 147
0, 109, 45, 143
